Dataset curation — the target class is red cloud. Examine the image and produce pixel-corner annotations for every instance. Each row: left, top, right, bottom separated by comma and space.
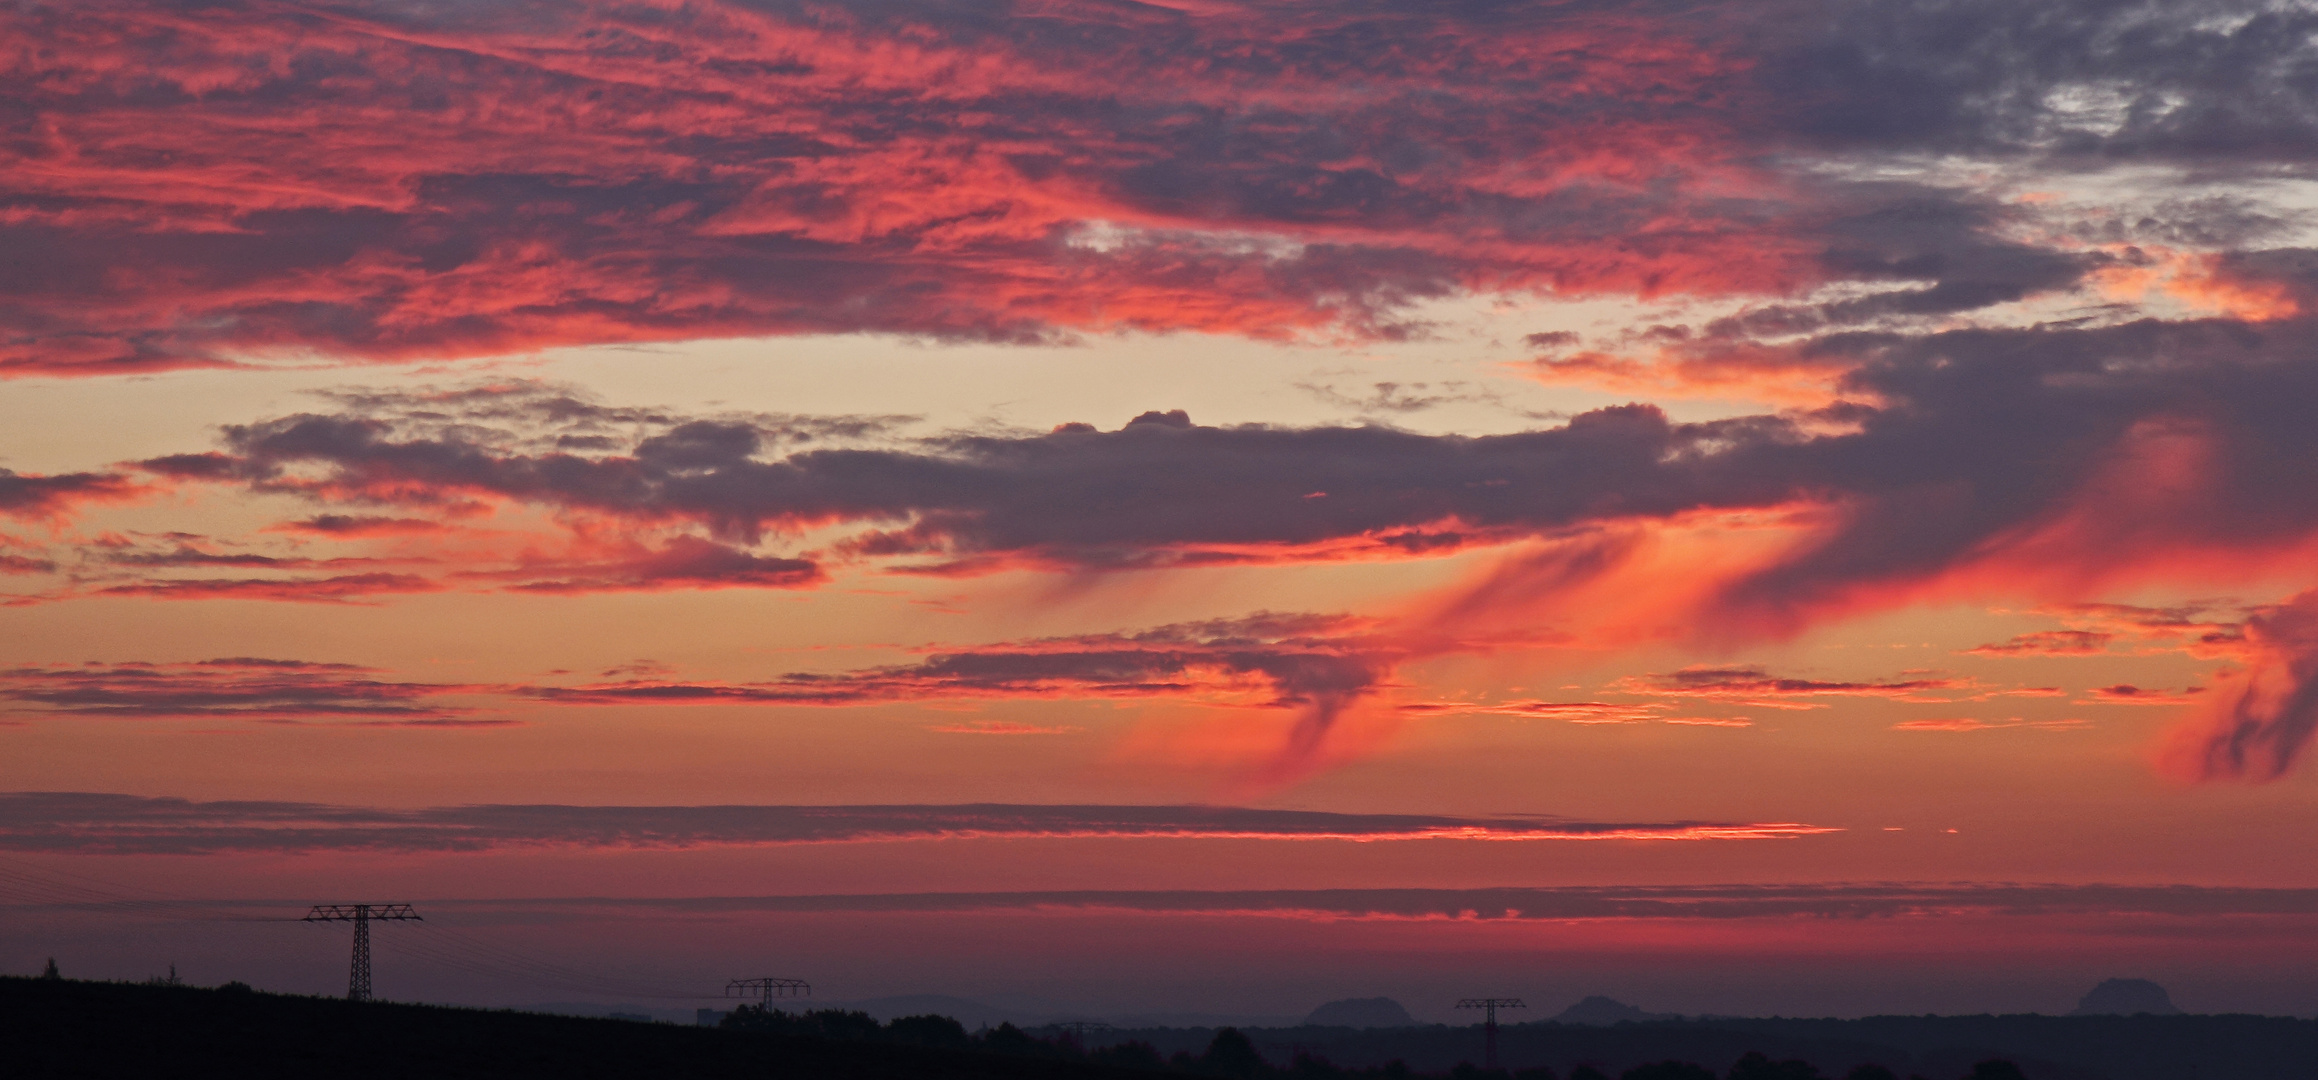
17, 0, 2123, 377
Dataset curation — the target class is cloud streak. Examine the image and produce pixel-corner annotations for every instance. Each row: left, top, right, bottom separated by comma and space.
0, 658, 485, 722
0, 792, 1835, 855
386, 883, 2318, 923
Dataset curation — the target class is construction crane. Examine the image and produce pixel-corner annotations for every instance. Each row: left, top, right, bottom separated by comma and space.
1455, 997, 1526, 1068
303, 904, 421, 1002
725, 977, 812, 1007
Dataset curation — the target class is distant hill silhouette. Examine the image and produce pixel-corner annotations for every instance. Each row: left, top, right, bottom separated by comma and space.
2070, 980, 2181, 1017
1304, 999, 1417, 1028
836, 994, 1050, 1029
1555, 996, 1683, 1025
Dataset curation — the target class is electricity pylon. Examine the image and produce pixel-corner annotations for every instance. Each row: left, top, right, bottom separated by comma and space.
726, 977, 811, 1006
304, 904, 421, 1002
1455, 997, 1525, 1068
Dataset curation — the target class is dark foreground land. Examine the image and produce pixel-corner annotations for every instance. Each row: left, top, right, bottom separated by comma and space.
1101, 1012, 2318, 1080
0, 976, 1149, 1080
6, 977, 2317, 1080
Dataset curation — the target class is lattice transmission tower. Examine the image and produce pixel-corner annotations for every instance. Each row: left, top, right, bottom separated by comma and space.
1455, 997, 1525, 1068
726, 977, 812, 1007
304, 903, 422, 1002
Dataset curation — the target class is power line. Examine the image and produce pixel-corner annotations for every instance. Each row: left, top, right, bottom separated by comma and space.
0, 855, 767, 1003
0, 855, 293, 922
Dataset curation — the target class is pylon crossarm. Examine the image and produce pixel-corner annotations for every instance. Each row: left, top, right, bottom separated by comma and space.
725, 977, 811, 1005
305, 903, 422, 922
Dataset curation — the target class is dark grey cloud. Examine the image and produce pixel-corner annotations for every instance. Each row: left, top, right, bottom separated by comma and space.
0, 659, 479, 721
0, 792, 1832, 855
1773, 0, 2318, 161
0, 469, 136, 519
132, 295, 2318, 642
417, 883, 2318, 922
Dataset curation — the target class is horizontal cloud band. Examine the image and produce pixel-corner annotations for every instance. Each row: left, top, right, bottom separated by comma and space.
0, 793, 1833, 855
337, 884, 2318, 923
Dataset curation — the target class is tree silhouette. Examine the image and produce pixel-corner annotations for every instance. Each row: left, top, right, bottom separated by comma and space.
40, 957, 58, 979
1729, 1052, 1824, 1080
1623, 1062, 1715, 1080
887, 1014, 970, 1048
1095, 1041, 1169, 1070
1966, 1062, 2028, 1080
1201, 1027, 1268, 1079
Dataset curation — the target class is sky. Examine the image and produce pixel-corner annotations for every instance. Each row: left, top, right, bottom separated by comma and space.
8, 0, 2318, 1022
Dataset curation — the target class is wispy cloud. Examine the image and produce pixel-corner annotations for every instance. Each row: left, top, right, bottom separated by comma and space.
0, 659, 483, 722
399, 883, 2318, 923
0, 793, 1836, 855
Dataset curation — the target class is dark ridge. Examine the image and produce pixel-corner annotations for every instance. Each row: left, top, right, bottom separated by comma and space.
0, 976, 1153, 1080
10, 977, 2316, 1080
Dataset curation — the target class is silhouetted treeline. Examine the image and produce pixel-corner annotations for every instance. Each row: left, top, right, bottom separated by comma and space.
720, 1008, 2034, 1080
1064, 1013, 2318, 1080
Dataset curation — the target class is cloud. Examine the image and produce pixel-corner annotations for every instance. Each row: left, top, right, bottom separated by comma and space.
1612, 666, 1964, 709
1772, 0, 2318, 161
491, 536, 823, 593
2029, 602, 2250, 658
529, 612, 1391, 769
1892, 717, 2019, 732
1401, 700, 1673, 724
926, 721, 1085, 735
0, 792, 1835, 855
2164, 589, 2318, 780
411, 882, 2318, 923
269, 515, 447, 537
0, 470, 140, 521
2078, 684, 2205, 707
92, 572, 446, 604
0, 612, 1392, 764
130, 289, 2318, 624
26, 0, 2318, 374
0, 659, 481, 722
1961, 630, 2113, 657
0, 0, 1802, 374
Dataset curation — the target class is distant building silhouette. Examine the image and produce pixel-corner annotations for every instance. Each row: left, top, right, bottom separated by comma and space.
2072, 978, 2182, 1016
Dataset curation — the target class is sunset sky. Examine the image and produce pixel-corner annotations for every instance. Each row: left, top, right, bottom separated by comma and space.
9, 0, 2318, 1021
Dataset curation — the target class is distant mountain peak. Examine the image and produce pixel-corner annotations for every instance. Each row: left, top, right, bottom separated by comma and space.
2071, 978, 2182, 1016
1553, 996, 1680, 1025
1302, 998, 1417, 1028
